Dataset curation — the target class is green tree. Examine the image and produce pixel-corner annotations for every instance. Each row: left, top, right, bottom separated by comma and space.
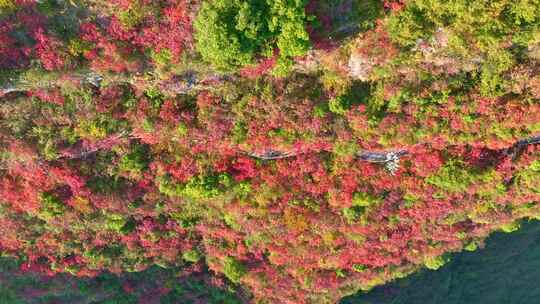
194, 0, 310, 73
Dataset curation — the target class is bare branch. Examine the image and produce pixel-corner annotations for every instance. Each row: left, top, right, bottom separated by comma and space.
356, 150, 409, 163
239, 149, 301, 160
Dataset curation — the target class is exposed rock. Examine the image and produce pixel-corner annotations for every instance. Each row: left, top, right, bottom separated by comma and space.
348, 52, 373, 81
527, 41, 540, 61
413, 28, 483, 75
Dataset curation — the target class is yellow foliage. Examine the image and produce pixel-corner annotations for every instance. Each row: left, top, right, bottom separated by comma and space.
71, 196, 93, 214
0, 0, 15, 11
284, 208, 308, 232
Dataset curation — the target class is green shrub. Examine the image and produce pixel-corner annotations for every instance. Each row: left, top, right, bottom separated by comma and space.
464, 242, 478, 251
39, 192, 66, 220
75, 115, 125, 141
104, 213, 128, 232
352, 264, 367, 273
119, 144, 150, 175
31, 125, 60, 160
117, 1, 145, 29
343, 206, 364, 223
426, 160, 498, 194
329, 96, 348, 115
87, 175, 127, 194
352, 192, 382, 207
500, 221, 520, 233
158, 173, 233, 200
479, 49, 514, 97
424, 255, 449, 270
222, 257, 246, 284
182, 249, 203, 263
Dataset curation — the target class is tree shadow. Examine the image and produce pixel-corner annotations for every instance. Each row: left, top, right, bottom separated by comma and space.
306, 0, 384, 50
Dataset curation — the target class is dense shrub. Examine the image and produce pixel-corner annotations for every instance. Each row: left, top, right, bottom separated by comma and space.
1, 0, 540, 303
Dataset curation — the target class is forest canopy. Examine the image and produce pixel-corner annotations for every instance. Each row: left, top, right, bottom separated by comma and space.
1, 0, 540, 303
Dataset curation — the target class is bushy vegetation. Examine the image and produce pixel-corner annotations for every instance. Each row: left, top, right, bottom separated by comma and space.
1, 0, 540, 303
194, 0, 311, 73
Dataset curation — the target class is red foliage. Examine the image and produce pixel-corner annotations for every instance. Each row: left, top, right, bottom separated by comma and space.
230, 157, 257, 181
166, 158, 198, 183
384, 0, 407, 11
239, 55, 277, 79
78, 0, 193, 71
29, 89, 65, 106
0, 19, 29, 68
33, 27, 67, 71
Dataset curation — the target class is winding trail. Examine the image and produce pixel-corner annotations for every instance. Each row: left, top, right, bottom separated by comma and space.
3, 71, 540, 169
